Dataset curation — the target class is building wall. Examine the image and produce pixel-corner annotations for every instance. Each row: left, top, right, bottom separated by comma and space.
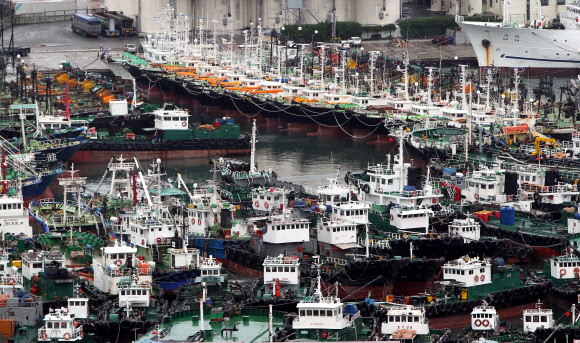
104, 0, 401, 33
433, 0, 565, 23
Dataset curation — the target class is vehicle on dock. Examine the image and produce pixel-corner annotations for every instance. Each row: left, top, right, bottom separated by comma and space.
71, 14, 101, 37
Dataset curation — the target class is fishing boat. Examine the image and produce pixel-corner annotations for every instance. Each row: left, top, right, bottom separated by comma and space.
71, 104, 250, 164
421, 256, 551, 329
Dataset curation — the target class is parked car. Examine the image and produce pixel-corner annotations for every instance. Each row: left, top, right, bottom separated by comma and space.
124, 43, 137, 53
340, 40, 351, 49
349, 37, 362, 47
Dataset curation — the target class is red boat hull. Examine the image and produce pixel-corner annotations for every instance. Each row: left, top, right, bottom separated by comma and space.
69, 148, 250, 164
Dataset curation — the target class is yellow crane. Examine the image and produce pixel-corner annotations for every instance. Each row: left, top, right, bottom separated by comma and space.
531, 137, 558, 156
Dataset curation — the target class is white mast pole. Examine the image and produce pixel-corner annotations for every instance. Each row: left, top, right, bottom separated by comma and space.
250, 120, 257, 174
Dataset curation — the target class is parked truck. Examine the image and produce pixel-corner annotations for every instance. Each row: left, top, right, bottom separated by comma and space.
106, 11, 137, 36
94, 11, 136, 37
71, 14, 101, 37
92, 13, 119, 36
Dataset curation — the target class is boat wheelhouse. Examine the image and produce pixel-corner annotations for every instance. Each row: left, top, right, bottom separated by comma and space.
66, 298, 89, 319
252, 188, 286, 214
471, 303, 499, 333
523, 302, 554, 333
37, 306, 84, 341
448, 218, 480, 241
152, 106, 190, 131
118, 271, 152, 308
0, 187, 31, 237
442, 257, 492, 288
21, 250, 67, 280
282, 84, 303, 98
195, 255, 227, 286
263, 255, 300, 296
262, 215, 311, 244
292, 275, 361, 341
92, 241, 153, 295
381, 304, 430, 336
323, 93, 352, 104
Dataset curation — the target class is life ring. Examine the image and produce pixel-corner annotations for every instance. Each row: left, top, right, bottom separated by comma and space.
482, 319, 489, 327
254, 200, 259, 207
115, 259, 122, 267
561, 268, 567, 275
64, 333, 71, 340
507, 195, 513, 202
198, 218, 202, 225
480, 274, 485, 282
191, 218, 196, 225
40, 332, 48, 340
390, 214, 394, 221
475, 319, 482, 327
521, 194, 528, 201
474, 275, 479, 282
575, 267, 580, 273
378, 188, 383, 193
7, 278, 15, 285
142, 239, 145, 245
411, 191, 418, 197
214, 217, 218, 224
434, 188, 441, 195
182, 121, 187, 127
156, 237, 162, 243
474, 193, 480, 200
264, 202, 269, 209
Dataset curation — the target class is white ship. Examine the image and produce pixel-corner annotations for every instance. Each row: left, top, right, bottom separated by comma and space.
457, 0, 580, 71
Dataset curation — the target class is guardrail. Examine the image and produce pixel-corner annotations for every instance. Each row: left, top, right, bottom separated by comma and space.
13, 8, 103, 25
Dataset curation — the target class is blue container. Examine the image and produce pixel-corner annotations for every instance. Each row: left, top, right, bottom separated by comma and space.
293, 200, 306, 208
310, 205, 318, 212
343, 304, 358, 315
402, 185, 416, 192
365, 298, 375, 305
224, 118, 235, 125
216, 118, 225, 124
326, 204, 332, 212
574, 213, 580, 220
494, 257, 505, 267
443, 168, 457, 176
499, 206, 516, 225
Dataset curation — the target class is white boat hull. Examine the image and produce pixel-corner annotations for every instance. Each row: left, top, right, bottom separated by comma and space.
458, 21, 580, 72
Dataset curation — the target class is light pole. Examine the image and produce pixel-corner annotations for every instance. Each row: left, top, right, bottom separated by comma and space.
312, 30, 318, 47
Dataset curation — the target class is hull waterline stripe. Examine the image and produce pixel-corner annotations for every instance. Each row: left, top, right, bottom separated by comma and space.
502, 55, 580, 64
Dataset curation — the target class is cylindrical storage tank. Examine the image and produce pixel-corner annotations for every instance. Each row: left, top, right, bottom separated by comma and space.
499, 206, 516, 225
214, 121, 220, 129
482, 213, 489, 222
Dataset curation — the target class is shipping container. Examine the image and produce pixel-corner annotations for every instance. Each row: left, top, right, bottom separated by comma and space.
71, 13, 100, 37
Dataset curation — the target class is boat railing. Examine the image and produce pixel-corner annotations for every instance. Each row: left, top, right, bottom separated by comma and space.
359, 236, 393, 248
522, 183, 577, 194
38, 326, 83, 341
366, 164, 397, 175
263, 255, 300, 265
322, 257, 348, 266
401, 189, 427, 197
0, 273, 23, 286
109, 267, 152, 277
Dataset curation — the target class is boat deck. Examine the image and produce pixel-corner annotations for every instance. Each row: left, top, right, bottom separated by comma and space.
137, 310, 284, 342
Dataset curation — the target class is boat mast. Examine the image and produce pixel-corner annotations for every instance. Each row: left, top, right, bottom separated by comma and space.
485, 69, 492, 109
320, 45, 325, 90
341, 50, 346, 93
250, 120, 257, 174
398, 129, 404, 193
459, 64, 467, 108
426, 67, 434, 129
403, 54, 409, 100
369, 53, 376, 95
511, 69, 520, 126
